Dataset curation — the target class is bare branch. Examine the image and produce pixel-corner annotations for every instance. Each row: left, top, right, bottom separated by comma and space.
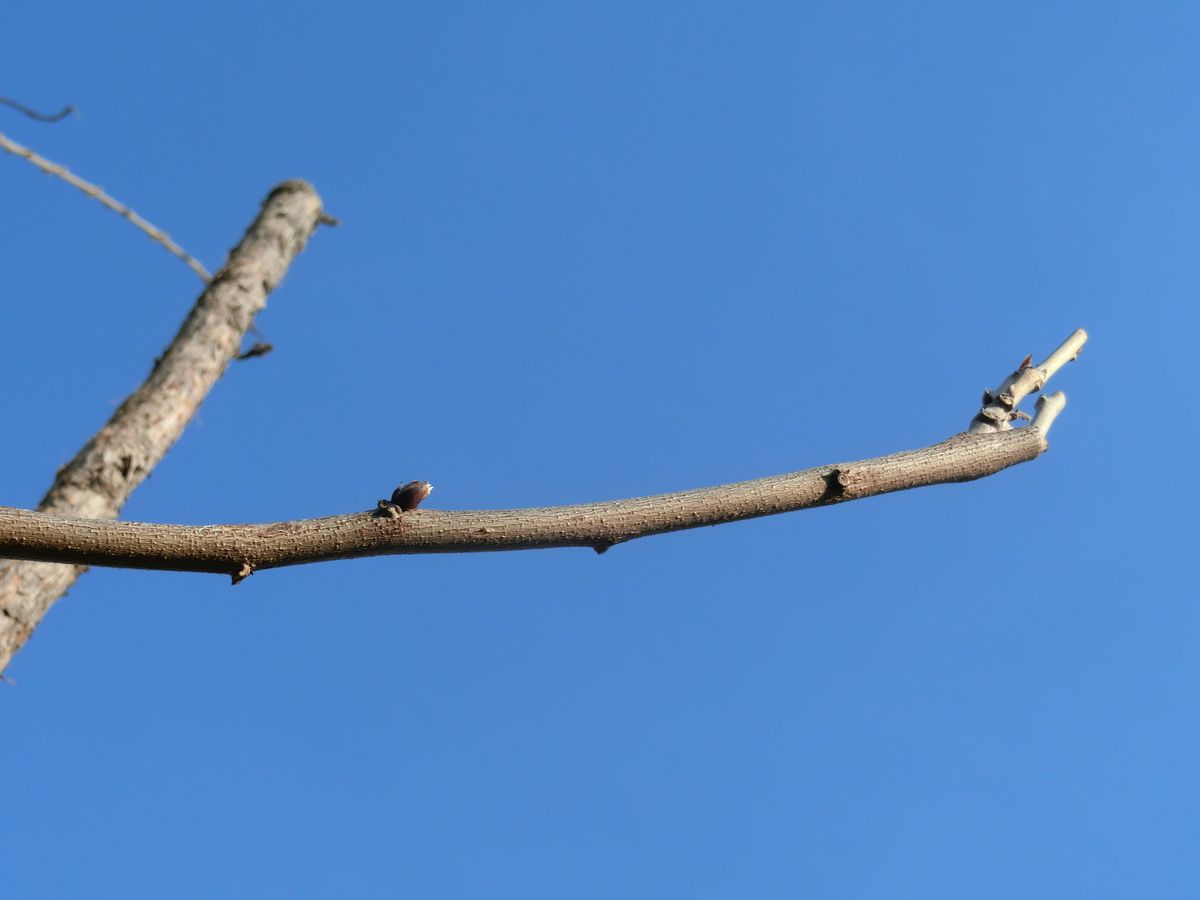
0, 181, 329, 673
0, 130, 211, 281
0, 428, 1048, 582
0, 329, 1085, 594
1032, 391, 1067, 435
970, 329, 1087, 433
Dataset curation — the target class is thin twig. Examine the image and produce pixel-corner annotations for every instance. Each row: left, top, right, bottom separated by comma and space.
0, 130, 211, 281
0, 97, 76, 122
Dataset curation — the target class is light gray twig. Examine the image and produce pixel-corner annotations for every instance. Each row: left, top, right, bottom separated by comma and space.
970, 329, 1087, 433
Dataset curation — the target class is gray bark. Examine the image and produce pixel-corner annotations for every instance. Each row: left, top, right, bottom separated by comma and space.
0, 173, 1083, 677
0, 181, 328, 674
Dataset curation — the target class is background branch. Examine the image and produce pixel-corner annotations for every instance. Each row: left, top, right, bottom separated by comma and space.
0, 97, 76, 122
0, 124, 212, 281
0, 181, 328, 674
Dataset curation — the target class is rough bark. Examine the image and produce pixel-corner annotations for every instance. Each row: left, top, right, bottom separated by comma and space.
0, 178, 1084, 676
0, 427, 1046, 577
0, 180, 328, 674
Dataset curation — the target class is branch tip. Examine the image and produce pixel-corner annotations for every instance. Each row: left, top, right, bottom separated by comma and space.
1032, 392, 1067, 436
1039, 328, 1088, 380
969, 328, 1086, 433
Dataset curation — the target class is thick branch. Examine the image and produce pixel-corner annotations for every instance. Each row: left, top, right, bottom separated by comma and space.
0, 181, 328, 673
0, 428, 1047, 578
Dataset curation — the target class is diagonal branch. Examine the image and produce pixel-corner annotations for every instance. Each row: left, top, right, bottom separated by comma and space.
0, 129, 212, 281
0, 180, 329, 674
0, 328, 1086, 586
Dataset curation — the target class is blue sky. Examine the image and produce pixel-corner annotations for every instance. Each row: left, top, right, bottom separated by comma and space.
2, 2, 1196, 897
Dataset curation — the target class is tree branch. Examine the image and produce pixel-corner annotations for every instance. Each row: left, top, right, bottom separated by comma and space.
0, 128, 212, 281
970, 329, 1087, 433
0, 331, 1087, 592
0, 427, 1048, 581
0, 180, 329, 673
0, 97, 76, 122
0, 321, 1085, 584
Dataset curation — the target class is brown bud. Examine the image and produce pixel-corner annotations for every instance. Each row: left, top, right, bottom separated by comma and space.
391, 481, 433, 511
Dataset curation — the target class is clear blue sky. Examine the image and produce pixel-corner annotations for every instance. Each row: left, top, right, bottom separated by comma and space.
3, 2, 1196, 897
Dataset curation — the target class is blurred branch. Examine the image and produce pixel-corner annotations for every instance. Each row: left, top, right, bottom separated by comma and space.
0, 97, 76, 122
0, 99, 211, 280
0, 180, 329, 675
236, 341, 274, 360
0, 329, 1085, 587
